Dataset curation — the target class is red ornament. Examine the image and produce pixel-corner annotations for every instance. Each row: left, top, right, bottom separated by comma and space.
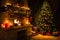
4, 23, 9, 28
46, 32, 50, 36
29, 17, 32, 22
2, 22, 10, 29
39, 31, 43, 35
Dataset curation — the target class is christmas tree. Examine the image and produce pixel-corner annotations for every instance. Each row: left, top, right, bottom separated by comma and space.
35, 1, 56, 35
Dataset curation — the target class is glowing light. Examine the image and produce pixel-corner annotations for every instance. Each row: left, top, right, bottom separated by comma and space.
1, 23, 9, 28
25, 20, 30, 24
1, 24, 5, 28
9, 22, 13, 26
23, 17, 30, 25
6, 2, 11, 5
18, 24, 21, 26
14, 19, 19, 24
1, 19, 13, 29
16, 4, 20, 8
21, 7, 30, 10
14, 3, 20, 8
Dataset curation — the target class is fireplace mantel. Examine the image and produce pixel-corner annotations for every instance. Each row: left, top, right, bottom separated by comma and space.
0, 25, 32, 40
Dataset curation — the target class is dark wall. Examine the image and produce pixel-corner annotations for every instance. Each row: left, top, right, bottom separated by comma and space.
28, 0, 44, 25
47, 0, 60, 31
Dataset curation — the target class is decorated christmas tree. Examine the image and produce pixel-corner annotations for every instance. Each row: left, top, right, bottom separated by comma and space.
35, 1, 57, 35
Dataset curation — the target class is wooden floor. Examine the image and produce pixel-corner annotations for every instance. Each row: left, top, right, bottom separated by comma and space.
31, 34, 60, 40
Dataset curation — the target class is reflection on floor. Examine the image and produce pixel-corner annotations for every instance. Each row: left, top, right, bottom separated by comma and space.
31, 34, 60, 40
